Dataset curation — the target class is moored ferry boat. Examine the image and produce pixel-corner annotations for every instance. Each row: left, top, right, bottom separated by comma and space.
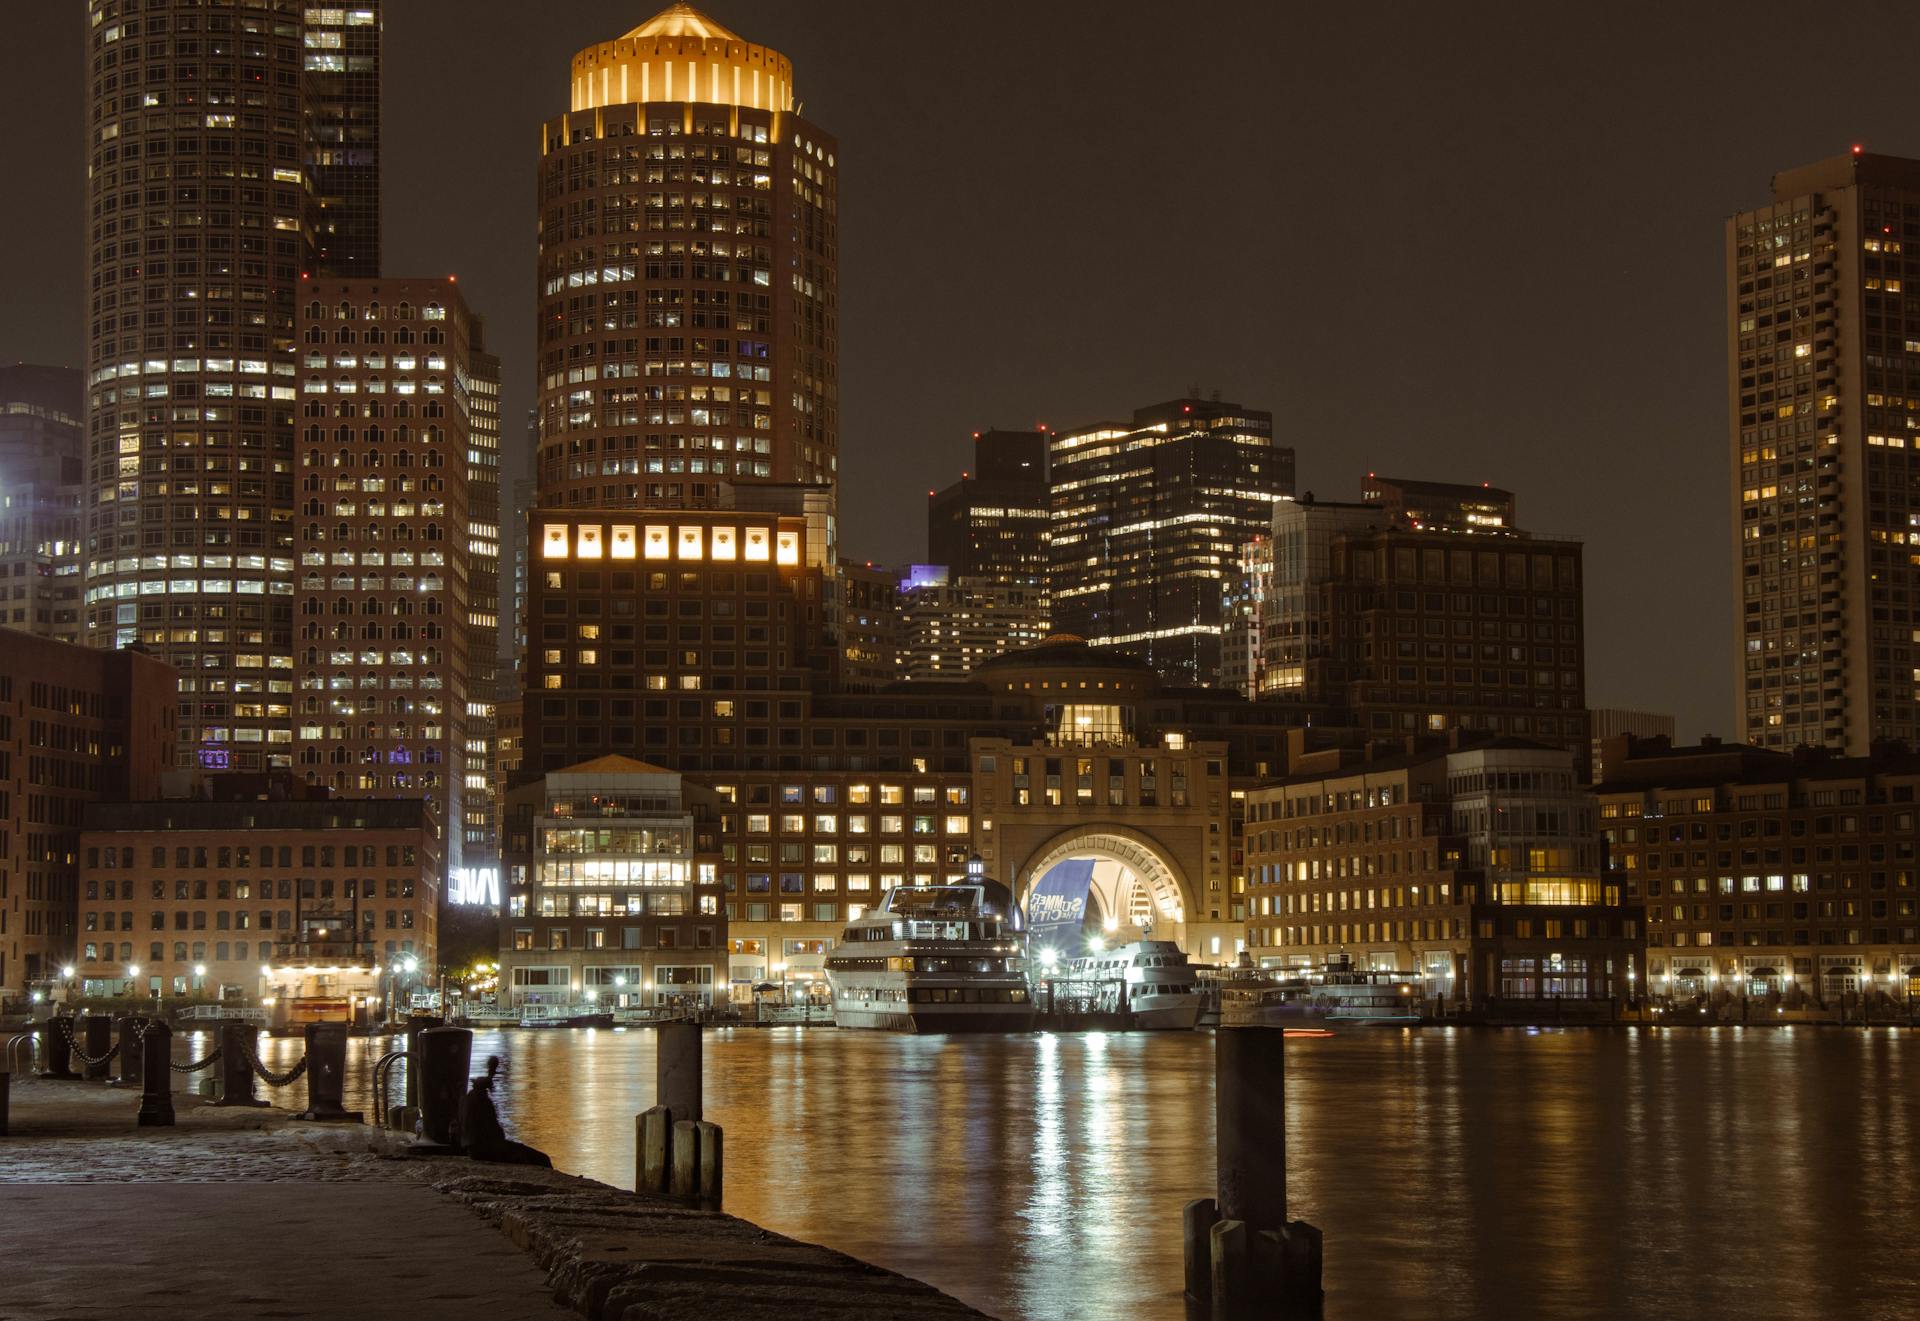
1221, 958, 1423, 1027
1054, 939, 1205, 1029
825, 882, 1035, 1032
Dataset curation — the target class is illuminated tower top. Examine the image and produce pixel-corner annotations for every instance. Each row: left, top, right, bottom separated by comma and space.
569, 2, 794, 112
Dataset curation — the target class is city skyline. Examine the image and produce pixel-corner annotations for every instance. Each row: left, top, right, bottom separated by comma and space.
13, 3, 1920, 739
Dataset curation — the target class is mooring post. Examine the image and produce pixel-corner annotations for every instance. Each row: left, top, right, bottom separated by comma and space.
1186, 1018, 1322, 1321
81, 1013, 114, 1082
214, 1020, 266, 1106
416, 1025, 471, 1148
404, 1014, 442, 1110
40, 1015, 76, 1080
114, 1016, 147, 1087
657, 1020, 702, 1123
297, 1021, 362, 1122
136, 1021, 174, 1127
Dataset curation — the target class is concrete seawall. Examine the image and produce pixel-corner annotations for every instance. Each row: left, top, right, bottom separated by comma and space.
0, 1078, 991, 1321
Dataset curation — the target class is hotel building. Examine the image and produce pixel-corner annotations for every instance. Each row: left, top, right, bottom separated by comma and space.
1245, 736, 1643, 1012
1049, 397, 1291, 686
533, 4, 838, 512
1597, 734, 1920, 1010
1727, 151, 1920, 752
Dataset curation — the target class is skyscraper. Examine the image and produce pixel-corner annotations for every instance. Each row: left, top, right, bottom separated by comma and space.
82, 0, 384, 771
293, 278, 482, 870
1728, 150, 1920, 753
465, 336, 503, 870
1048, 396, 1292, 685
302, 2, 381, 277
533, 4, 838, 513
927, 428, 1051, 589
0, 365, 86, 642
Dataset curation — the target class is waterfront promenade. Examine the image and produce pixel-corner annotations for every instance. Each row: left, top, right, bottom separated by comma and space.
0, 1077, 988, 1321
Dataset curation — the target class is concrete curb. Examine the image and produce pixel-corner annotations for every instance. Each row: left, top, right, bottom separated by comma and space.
437, 1173, 994, 1321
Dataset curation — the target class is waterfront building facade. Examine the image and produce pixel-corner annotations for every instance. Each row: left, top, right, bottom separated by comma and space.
76, 784, 435, 1006
0, 365, 86, 642
1727, 151, 1920, 752
1245, 737, 1643, 1011
533, 4, 838, 513
1048, 397, 1291, 686
1597, 734, 1920, 1010
294, 279, 489, 874
0, 631, 176, 1004
499, 755, 726, 1009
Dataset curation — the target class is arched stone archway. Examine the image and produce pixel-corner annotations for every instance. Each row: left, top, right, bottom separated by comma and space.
1018, 824, 1196, 949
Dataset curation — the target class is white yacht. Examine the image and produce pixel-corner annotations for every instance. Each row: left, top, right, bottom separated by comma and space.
1050, 939, 1205, 1029
825, 883, 1035, 1032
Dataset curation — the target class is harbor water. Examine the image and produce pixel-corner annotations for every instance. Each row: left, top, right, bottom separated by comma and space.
209, 1025, 1920, 1321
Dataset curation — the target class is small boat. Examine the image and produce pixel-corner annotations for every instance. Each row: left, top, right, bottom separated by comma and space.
825, 882, 1035, 1032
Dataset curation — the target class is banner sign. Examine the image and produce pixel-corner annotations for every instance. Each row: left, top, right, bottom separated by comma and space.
1027, 858, 1097, 955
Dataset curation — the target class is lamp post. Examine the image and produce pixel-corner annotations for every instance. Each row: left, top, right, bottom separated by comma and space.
60, 964, 76, 1007
192, 962, 207, 1003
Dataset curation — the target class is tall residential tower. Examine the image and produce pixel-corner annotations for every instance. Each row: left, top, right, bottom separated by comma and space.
1729, 150, 1920, 753
534, 4, 838, 515
82, 0, 383, 771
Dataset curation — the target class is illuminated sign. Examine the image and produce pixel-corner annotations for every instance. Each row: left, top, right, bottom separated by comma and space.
448, 867, 500, 907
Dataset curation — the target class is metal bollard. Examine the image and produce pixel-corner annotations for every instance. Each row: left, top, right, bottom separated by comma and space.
137, 1021, 174, 1127
214, 1021, 267, 1107
114, 1016, 147, 1087
40, 1016, 76, 1080
296, 1021, 362, 1123
81, 1014, 115, 1082
415, 1025, 471, 1148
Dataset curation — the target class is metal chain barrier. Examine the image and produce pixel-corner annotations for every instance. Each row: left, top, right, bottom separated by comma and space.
59, 1019, 121, 1068
169, 1047, 222, 1074
240, 1038, 309, 1087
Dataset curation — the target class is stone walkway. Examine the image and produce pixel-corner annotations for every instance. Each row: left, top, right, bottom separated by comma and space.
0, 1078, 992, 1321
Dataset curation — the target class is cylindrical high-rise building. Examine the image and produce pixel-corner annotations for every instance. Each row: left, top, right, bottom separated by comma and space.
534, 4, 838, 513
82, 1, 383, 772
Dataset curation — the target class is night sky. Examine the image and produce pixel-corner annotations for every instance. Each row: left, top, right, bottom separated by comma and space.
9, 1, 1920, 738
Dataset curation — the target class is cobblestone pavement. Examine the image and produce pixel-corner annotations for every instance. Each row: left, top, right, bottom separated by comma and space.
0, 1079, 992, 1321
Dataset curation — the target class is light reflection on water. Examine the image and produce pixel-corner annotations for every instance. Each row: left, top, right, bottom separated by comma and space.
179, 1026, 1920, 1321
